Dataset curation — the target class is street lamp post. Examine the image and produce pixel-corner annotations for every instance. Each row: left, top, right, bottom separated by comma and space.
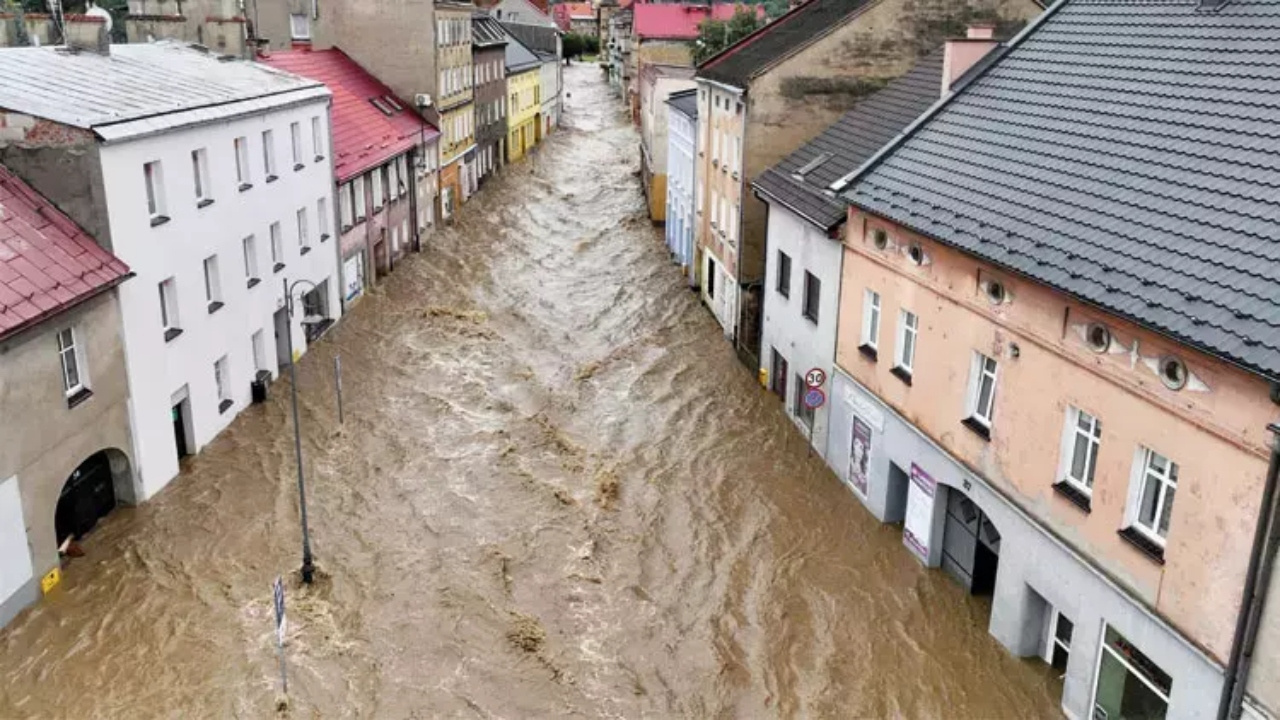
283, 277, 316, 584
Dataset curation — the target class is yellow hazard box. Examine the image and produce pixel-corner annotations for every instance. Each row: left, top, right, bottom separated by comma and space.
40, 567, 61, 594
758, 368, 768, 388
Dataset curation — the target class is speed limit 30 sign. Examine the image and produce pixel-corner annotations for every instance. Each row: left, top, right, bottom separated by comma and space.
805, 368, 827, 388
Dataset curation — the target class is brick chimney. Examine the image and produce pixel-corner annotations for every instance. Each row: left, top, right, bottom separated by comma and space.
940, 24, 997, 95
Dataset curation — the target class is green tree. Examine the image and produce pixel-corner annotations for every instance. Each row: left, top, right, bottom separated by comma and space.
693, 7, 762, 64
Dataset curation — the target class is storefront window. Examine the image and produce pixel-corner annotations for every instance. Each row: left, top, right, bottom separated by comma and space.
1092, 625, 1170, 720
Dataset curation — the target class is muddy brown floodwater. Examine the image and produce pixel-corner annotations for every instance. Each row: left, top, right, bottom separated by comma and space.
0, 65, 1064, 719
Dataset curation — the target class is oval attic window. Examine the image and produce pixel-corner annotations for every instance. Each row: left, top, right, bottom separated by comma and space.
873, 228, 888, 250
986, 280, 1006, 305
908, 243, 924, 265
1086, 323, 1111, 353
1159, 355, 1188, 390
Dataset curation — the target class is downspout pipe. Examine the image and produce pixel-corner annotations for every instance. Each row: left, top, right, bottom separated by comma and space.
1219, 423, 1280, 719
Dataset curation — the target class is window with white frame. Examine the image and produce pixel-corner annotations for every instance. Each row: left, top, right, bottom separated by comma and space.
203, 254, 222, 311
243, 235, 259, 285
895, 309, 918, 374
802, 271, 820, 324
252, 329, 267, 373
371, 169, 384, 211
296, 207, 309, 251
191, 149, 211, 206
967, 352, 999, 429
234, 136, 252, 188
1061, 407, 1101, 493
317, 197, 329, 239
159, 277, 180, 339
339, 182, 353, 228
1131, 448, 1178, 543
860, 290, 880, 349
388, 160, 400, 201
214, 355, 231, 412
270, 221, 284, 271
397, 156, 408, 197
143, 160, 166, 222
776, 250, 791, 298
261, 130, 276, 179
311, 116, 324, 160
354, 175, 366, 220
57, 327, 86, 397
290, 13, 310, 39
291, 122, 304, 168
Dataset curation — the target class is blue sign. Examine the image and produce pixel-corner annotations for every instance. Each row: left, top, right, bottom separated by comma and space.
803, 388, 826, 409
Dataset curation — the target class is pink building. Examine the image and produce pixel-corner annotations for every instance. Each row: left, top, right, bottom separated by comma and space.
823, 1, 1280, 719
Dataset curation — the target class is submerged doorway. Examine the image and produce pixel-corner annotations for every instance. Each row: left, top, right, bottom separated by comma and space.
941, 491, 1002, 595
55, 451, 117, 545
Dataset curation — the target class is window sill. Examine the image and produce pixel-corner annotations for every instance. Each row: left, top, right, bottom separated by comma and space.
961, 416, 991, 441
164, 327, 184, 343
858, 344, 878, 362
66, 387, 94, 409
340, 225, 353, 234
300, 246, 312, 256
1118, 526, 1166, 565
320, 233, 330, 243
149, 215, 170, 228
1052, 481, 1092, 513
207, 300, 224, 314
247, 277, 261, 289
803, 313, 819, 326
273, 262, 286, 274
197, 198, 215, 209
294, 163, 305, 172
315, 155, 325, 163
777, 291, 789, 301
265, 175, 278, 184
239, 182, 253, 192
890, 366, 913, 386
218, 398, 234, 414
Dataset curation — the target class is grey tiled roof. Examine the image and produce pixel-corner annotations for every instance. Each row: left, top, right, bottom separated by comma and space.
473, 14, 510, 47
666, 88, 698, 120
697, 0, 874, 89
504, 28, 542, 74
752, 52, 943, 231
840, 0, 1280, 380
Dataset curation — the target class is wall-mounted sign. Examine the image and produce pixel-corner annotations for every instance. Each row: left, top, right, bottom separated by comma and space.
849, 415, 872, 496
903, 463, 937, 563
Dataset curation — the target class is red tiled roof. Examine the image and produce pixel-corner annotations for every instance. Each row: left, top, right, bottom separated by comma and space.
0, 165, 129, 341
259, 48, 440, 183
553, 1, 595, 29
633, 3, 763, 40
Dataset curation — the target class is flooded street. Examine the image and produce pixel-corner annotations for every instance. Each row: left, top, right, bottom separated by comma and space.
0, 65, 1061, 718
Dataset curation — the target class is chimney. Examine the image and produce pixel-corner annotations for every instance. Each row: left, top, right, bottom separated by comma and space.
64, 12, 110, 54
940, 23, 997, 94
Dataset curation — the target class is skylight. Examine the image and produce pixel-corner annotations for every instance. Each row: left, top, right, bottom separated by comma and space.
793, 152, 833, 179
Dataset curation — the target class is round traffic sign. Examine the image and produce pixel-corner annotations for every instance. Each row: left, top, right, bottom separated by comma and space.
804, 367, 827, 388
803, 387, 826, 409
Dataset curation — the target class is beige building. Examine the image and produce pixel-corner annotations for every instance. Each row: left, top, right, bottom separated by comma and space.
692, 0, 1043, 364
637, 63, 694, 223
435, 1, 476, 219
825, 2, 1280, 718
0, 166, 135, 630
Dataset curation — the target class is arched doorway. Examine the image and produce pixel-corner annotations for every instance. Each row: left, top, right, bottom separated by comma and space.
54, 450, 122, 547
940, 489, 1002, 596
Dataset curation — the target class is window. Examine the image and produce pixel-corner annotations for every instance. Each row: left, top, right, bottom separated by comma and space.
159, 277, 180, 341
311, 116, 324, 160
372, 167, 384, 210
354, 175, 366, 220
57, 327, 86, 398
270, 221, 284, 272
242, 236, 259, 287
291, 122, 304, 169
339, 182, 353, 228
860, 290, 880, 350
203, 255, 223, 312
732, 135, 741, 175
1061, 407, 1101, 494
1131, 448, 1178, 544
388, 160, 400, 201
234, 136, 252, 189
802, 272, 820, 323
261, 129, 277, 180
317, 197, 330, 240
143, 160, 167, 224
214, 355, 232, 413
191, 149, 212, 207
706, 258, 716, 299
769, 347, 788, 400
794, 373, 814, 429
776, 251, 791, 298
967, 352, 999, 430
290, 12, 310, 39
296, 207, 309, 252
895, 310, 918, 376
251, 330, 267, 374
1093, 625, 1171, 720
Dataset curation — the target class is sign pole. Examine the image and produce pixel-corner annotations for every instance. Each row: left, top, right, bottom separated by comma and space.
273, 576, 288, 696
334, 355, 344, 426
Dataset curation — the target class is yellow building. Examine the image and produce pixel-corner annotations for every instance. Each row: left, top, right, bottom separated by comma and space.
505, 36, 542, 163
436, 1, 475, 218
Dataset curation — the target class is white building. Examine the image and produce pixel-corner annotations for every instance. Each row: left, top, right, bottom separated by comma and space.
664, 88, 697, 285
0, 41, 342, 500
537, 50, 562, 138
750, 54, 946, 457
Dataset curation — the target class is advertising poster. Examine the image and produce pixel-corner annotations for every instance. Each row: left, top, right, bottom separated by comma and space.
344, 254, 364, 302
848, 415, 872, 496
903, 463, 937, 562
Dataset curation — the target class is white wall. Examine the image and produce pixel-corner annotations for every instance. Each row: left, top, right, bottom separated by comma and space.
665, 108, 696, 284
0, 476, 33, 610
98, 98, 342, 499
758, 204, 843, 457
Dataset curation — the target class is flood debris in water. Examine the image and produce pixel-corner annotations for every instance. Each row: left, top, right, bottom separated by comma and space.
506, 612, 546, 653
594, 469, 620, 509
